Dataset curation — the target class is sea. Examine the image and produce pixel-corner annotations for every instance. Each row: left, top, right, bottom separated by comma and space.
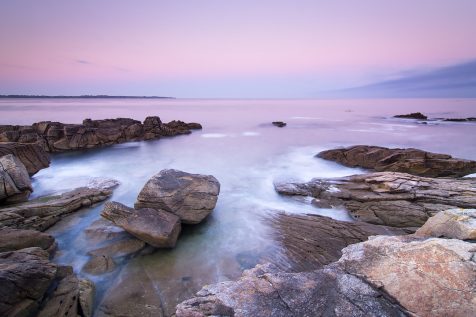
1, 98, 476, 315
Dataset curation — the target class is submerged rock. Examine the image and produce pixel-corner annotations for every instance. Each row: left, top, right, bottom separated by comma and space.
102, 201, 181, 248
317, 145, 476, 177
135, 169, 220, 224
0, 142, 50, 176
82, 255, 116, 275
275, 172, 476, 228
337, 235, 476, 317
272, 121, 287, 127
0, 247, 57, 317
0, 227, 56, 254
415, 208, 476, 240
443, 117, 476, 122
0, 154, 32, 204
0, 186, 114, 231
268, 212, 407, 271
0, 116, 202, 153
393, 112, 428, 120
176, 263, 406, 317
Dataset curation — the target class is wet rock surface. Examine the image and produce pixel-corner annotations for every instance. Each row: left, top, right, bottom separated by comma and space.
337, 235, 476, 317
415, 208, 476, 240
268, 212, 408, 271
275, 172, 476, 228
0, 116, 202, 153
0, 227, 56, 254
135, 169, 220, 224
317, 145, 476, 177
176, 263, 407, 317
82, 254, 116, 275
0, 186, 113, 231
0, 142, 50, 176
0, 154, 32, 204
102, 201, 181, 248
393, 112, 428, 120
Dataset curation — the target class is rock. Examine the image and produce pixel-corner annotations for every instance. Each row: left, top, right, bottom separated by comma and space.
0, 116, 202, 152
135, 169, 220, 224
86, 177, 120, 190
96, 263, 164, 317
317, 145, 476, 177
275, 172, 476, 228
0, 228, 56, 254
88, 237, 146, 258
38, 273, 80, 317
0, 154, 32, 204
268, 212, 408, 271
337, 235, 476, 317
443, 117, 476, 122
82, 255, 116, 275
415, 208, 476, 240
102, 201, 181, 248
0, 142, 50, 176
0, 247, 57, 317
272, 121, 287, 127
394, 112, 428, 120
0, 187, 113, 231
176, 263, 406, 317
79, 279, 95, 317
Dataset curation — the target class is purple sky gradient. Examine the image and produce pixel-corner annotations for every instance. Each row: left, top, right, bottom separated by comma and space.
1, 0, 475, 97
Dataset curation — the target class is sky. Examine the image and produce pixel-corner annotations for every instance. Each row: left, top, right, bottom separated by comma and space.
1, 0, 476, 98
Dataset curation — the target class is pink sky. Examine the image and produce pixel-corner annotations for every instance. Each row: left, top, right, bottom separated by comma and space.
1, 0, 475, 97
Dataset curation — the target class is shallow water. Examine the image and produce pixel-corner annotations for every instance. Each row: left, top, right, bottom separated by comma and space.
2, 98, 476, 315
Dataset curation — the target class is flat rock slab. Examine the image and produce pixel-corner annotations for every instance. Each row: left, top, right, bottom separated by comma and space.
337, 235, 476, 317
102, 201, 181, 248
135, 169, 220, 224
268, 212, 407, 271
275, 172, 476, 228
0, 142, 50, 176
416, 208, 476, 240
0, 247, 57, 317
0, 227, 56, 254
317, 145, 476, 177
0, 187, 113, 231
0, 154, 32, 204
176, 263, 406, 317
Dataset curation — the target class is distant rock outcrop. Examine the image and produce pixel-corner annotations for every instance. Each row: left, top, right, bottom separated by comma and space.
394, 112, 428, 120
317, 145, 476, 177
272, 121, 287, 127
0, 116, 202, 153
275, 172, 476, 228
135, 169, 220, 224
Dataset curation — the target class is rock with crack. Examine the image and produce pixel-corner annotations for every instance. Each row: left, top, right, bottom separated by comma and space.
135, 169, 220, 224
176, 263, 407, 317
275, 172, 476, 228
0, 142, 50, 176
0, 154, 32, 204
317, 145, 476, 177
268, 212, 408, 271
102, 201, 181, 248
0, 247, 57, 317
0, 227, 56, 255
336, 235, 476, 317
415, 208, 476, 240
0, 186, 113, 231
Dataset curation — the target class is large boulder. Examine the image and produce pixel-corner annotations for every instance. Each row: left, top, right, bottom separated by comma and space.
102, 201, 181, 248
0, 154, 32, 204
0, 142, 50, 176
337, 236, 476, 317
0, 186, 114, 231
317, 145, 476, 177
275, 172, 476, 228
0, 228, 56, 254
415, 208, 476, 240
268, 212, 408, 271
0, 247, 57, 317
135, 169, 220, 224
176, 263, 406, 317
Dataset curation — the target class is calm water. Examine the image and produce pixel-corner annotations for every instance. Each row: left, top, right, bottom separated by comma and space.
2, 98, 476, 315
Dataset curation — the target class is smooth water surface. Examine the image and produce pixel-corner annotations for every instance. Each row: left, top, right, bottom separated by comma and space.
2, 98, 476, 315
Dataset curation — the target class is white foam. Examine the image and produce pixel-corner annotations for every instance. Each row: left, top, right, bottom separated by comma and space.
242, 131, 260, 137
201, 133, 227, 138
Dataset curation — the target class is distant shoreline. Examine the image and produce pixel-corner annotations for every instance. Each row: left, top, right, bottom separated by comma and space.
0, 95, 174, 99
